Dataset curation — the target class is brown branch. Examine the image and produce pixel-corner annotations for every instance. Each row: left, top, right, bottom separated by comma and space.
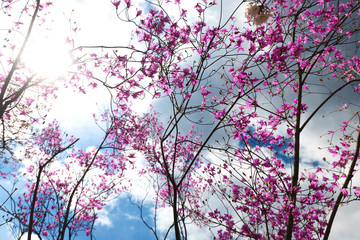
323, 130, 360, 240
284, 66, 303, 240
0, 0, 40, 119
28, 138, 79, 240
57, 129, 110, 240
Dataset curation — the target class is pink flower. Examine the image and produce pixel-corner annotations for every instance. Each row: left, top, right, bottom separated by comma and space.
195, 3, 204, 14
308, 172, 316, 182
124, 0, 131, 8
27, 165, 34, 173
111, 0, 121, 8
340, 188, 348, 196
354, 188, 360, 196
180, 9, 187, 17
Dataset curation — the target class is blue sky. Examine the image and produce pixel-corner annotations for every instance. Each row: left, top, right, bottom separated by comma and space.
76, 197, 155, 240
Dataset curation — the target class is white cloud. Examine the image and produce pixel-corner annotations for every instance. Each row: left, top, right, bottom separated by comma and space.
96, 208, 113, 227
330, 201, 360, 240
19, 233, 40, 240
156, 206, 174, 234
124, 212, 141, 221
131, 93, 154, 115
95, 197, 122, 228
152, 205, 212, 240
186, 224, 212, 240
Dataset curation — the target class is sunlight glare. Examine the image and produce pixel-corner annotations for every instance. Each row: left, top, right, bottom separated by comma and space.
22, 36, 72, 79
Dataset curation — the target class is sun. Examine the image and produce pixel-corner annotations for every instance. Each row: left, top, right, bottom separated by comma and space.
22, 35, 72, 79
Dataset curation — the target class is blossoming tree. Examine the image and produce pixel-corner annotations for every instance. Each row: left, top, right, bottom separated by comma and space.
101, 0, 360, 239
0, 0, 57, 159
1, 0, 360, 239
0, 0, 143, 239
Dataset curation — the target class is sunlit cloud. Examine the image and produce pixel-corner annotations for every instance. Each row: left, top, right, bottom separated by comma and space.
22, 36, 72, 79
